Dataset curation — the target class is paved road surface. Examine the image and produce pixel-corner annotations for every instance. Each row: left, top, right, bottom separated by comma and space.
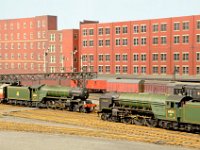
0, 131, 191, 150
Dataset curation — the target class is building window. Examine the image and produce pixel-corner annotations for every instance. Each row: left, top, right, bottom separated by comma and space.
98, 39, 103, 47
174, 53, 180, 61
174, 66, 180, 74
30, 43, 33, 49
183, 66, 189, 74
50, 67, 55, 73
152, 66, 158, 74
115, 38, 120, 46
122, 26, 128, 34
11, 43, 14, 49
152, 24, 158, 32
174, 22, 180, 31
98, 66, 103, 73
141, 25, 146, 33
141, 54, 146, 61
133, 25, 139, 33
18, 43, 21, 49
115, 54, 120, 61
122, 54, 128, 61
83, 40, 87, 47
141, 66, 146, 73
115, 27, 120, 34
161, 24, 167, 31
89, 66, 94, 72
196, 67, 200, 74
23, 22, 26, 29
197, 21, 200, 29
74, 34, 78, 40
133, 66, 139, 74
37, 20, 41, 28
105, 54, 110, 61
122, 38, 128, 46
105, 66, 110, 73
5, 53, 8, 59
183, 35, 189, 43
98, 28, 103, 35
161, 53, 167, 61
105, 39, 110, 46
89, 29, 94, 35
152, 54, 158, 61
4, 34, 8, 40
183, 53, 189, 61
115, 66, 120, 73
17, 22, 20, 30
183, 22, 189, 30
122, 66, 128, 73
50, 34, 55, 41
50, 56, 56, 63
30, 22, 33, 28
153, 37, 158, 44
197, 35, 200, 43
174, 36, 180, 44
105, 28, 110, 34
82, 55, 87, 62
196, 52, 200, 61
133, 38, 139, 46
49, 45, 56, 52
24, 43, 27, 49
31, 53, 34, 59
161, 66, 167, 74
58, 33, 62, 41
30, 33, 33, 39
89, 55, 94, 62
161, 36, 167, 44
24, 54, 27, 59
133, 54, 139, 61
89, 40, 94, 47
83, 29, 87, 36
141, 37, 146, 45
98, 54, 103, 61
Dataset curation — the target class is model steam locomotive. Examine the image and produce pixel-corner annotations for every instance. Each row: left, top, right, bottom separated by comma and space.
0, 84, 96, 113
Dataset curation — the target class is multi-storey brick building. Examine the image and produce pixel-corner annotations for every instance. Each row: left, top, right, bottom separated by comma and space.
79, 15, 200, 78
0, 15, 79, 74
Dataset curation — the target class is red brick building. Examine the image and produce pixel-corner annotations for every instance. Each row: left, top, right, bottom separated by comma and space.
0, 15, 79, 74
79, 15, 200, 78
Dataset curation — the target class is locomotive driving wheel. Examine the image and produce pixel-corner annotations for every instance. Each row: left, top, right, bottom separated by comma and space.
145, 118, 158, 127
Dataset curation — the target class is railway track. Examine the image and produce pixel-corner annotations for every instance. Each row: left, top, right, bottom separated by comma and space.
6, 108, 200, 149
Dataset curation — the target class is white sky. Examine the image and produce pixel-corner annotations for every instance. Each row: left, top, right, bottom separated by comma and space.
1, 0, 200, 29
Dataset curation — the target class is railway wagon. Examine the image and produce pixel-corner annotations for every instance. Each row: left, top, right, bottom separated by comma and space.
143, 80, 173, 94
98, 93, 200, 132
2, 84, 95, 112
106, 79, 144, 93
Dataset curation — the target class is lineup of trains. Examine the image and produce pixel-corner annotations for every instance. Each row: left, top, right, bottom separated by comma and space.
0, 79, 200, 133
0, 84, 96, 113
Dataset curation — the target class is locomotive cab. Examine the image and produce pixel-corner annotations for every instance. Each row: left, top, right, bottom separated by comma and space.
165, 95, 193, 121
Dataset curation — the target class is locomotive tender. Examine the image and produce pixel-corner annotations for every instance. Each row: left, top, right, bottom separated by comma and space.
98, 93, 200, 132
0, 84, 96, 112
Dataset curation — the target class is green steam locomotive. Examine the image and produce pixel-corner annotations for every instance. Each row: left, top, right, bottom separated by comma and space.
98, 93, 200, 132
0, 84, 96, 112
